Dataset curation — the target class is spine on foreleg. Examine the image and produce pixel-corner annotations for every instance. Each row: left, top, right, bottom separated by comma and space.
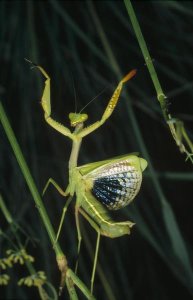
83, 191, 135, 238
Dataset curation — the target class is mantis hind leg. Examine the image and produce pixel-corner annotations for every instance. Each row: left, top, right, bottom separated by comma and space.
78, 207, 101, 294
75, 205, 82, 274
55, 195, 73, 244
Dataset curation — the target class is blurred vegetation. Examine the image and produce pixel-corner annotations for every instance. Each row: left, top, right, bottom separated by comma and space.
1, 1, 193, 299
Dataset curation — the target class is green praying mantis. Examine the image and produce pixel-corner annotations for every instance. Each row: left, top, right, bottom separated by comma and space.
27, 60, 147, 294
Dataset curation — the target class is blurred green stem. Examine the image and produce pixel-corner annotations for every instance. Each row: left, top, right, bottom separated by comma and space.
0, 101, 69, 290
0, 193, 31, 252
0, 102, 64, 258
0, 194, 52, 300
123, 0, 168, 120
66, 269, 96, 300
0, 193, 13, 224
124, 0, 193, 159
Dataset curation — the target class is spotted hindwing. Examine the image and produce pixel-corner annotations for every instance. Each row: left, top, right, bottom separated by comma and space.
80, 155, 146, 210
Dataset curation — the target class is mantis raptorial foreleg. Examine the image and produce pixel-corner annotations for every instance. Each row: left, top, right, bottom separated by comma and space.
40, 68, 73, 138
79, 69, 136, 138
25, 60, 74, 139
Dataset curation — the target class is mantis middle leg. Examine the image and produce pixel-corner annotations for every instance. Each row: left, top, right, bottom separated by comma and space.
42, 178, 73, 244
43, 178, 70, 196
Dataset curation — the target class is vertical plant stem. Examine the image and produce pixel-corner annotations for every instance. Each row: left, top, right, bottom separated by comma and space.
124, 0, 168, 121
66, 269, 96, 300
66, 275, 79, 300
0, 193, 13, 224
0, 101, 68, 282
124, 0, 193, 158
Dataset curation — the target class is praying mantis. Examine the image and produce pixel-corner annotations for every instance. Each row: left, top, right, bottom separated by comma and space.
28, 60, 147, 294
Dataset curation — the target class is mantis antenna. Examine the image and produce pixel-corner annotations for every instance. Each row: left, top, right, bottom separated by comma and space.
79, 84, 110, 114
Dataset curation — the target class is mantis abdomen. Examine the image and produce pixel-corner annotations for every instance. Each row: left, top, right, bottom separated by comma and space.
80, 191, 134, 238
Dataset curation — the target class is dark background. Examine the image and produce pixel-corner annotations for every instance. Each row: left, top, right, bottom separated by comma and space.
1, 1, 193, 299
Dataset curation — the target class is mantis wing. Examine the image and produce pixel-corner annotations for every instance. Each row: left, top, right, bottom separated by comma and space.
79, 154, 147, 210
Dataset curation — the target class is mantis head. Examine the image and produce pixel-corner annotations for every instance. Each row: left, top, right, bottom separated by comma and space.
69, 112, 88, 127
